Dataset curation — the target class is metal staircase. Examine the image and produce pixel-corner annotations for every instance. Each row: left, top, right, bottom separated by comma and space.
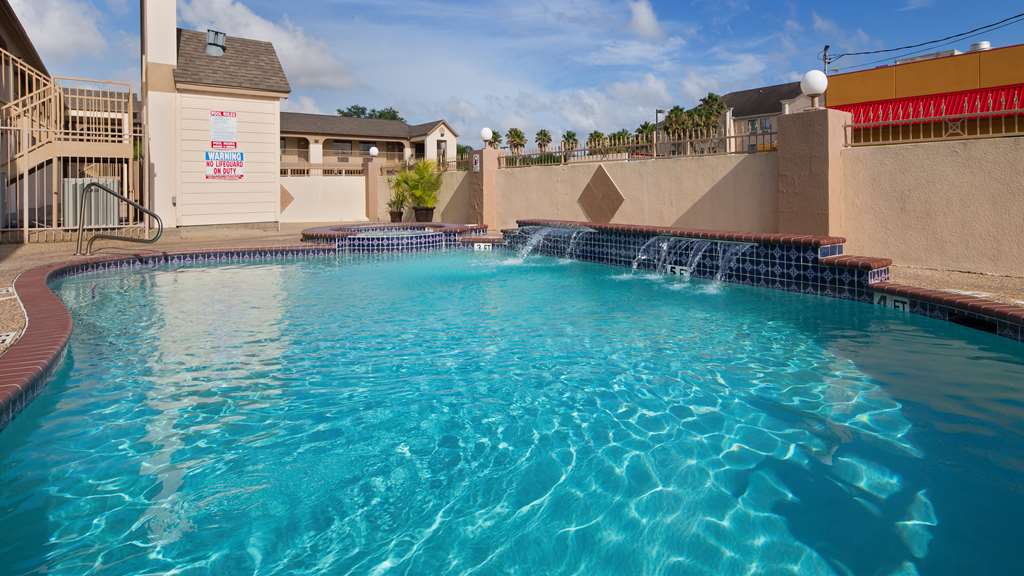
1, 46, 145, 244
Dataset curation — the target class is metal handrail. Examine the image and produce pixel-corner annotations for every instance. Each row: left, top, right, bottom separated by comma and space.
74, 182, 163, 255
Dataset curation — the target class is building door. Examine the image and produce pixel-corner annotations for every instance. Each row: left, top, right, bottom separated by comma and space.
436, 140, 447, 164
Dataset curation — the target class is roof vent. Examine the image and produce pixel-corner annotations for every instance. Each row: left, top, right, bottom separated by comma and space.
206, 30, 227, 57
969, 40, 992, 52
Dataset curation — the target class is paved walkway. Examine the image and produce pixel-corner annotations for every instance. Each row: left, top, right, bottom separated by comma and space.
1, 224, 1023, 355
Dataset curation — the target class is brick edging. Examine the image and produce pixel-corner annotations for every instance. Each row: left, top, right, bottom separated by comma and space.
874, 282, 1024, 325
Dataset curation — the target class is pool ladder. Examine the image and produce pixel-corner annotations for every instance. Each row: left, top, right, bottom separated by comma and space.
74, 182, 164, 256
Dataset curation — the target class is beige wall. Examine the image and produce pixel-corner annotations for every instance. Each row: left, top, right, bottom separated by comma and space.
280, 176, 366, 223
436, 170, 474, 224
492, 154, 779, 232
176, 91, 281, 226
841, 137, 1024, 276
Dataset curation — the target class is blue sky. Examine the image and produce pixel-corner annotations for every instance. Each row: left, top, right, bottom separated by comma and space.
10, 0, 1024, 139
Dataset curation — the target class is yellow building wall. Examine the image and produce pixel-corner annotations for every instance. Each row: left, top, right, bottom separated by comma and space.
827, 44, 1024, 106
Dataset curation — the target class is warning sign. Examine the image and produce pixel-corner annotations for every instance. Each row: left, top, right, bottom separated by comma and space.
210, 110, 237, 150
205, 150, 245, 180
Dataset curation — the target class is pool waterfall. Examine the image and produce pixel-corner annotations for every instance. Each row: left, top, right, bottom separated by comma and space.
513, 226, 753, 283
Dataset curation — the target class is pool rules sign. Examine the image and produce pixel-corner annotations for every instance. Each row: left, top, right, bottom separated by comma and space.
205, 111, 245, 180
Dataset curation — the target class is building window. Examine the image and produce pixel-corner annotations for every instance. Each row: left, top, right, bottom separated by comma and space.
331, 140, 353, 154
748, 119, 758, 134
761, 117, 772, 132
359, 142, 374, 153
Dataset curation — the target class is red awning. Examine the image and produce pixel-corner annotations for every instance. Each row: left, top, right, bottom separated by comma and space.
833, 83, 1024, 126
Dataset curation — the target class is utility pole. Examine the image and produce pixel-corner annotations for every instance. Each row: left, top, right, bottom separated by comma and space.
822, 44, 831, 72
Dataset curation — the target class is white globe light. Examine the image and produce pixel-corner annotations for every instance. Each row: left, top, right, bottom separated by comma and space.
369, 146, 379, 157
480, 127, 493, 142
800, 70, 828, 97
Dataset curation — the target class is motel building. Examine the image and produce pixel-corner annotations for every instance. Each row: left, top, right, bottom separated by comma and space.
0, 0, 459, 244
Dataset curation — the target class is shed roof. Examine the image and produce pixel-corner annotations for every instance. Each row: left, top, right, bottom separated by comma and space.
174, 29, 291, 95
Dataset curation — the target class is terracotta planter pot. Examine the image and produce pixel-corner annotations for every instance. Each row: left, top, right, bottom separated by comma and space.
389, 210, 403, 223
413, 207, 434, 222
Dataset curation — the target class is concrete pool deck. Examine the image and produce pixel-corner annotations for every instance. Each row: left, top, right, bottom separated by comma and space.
1, 222, 1023, 356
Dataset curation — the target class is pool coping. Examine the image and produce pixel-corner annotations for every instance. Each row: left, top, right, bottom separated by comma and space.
1, 238, 1023, 432
302, 222, 487, 243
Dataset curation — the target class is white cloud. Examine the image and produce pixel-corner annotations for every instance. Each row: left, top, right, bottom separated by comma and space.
178, 0, 353, 90
282, 96, 322, 114
577, 36, 686, 67
899, 0, 933, 11
9, 0, 107, 66
678, 52, 768, 102
811, 11, 876, 53
628, 1, 663, 39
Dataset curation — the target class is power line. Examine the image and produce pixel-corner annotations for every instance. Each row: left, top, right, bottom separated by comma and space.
828, 14, 1024, 73
824, 10, 1024, 65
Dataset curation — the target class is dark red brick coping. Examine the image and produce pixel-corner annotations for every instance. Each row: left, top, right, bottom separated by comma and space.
2, 237, 1022, 432
517, 219, 846, 248
302, 222, 486, 243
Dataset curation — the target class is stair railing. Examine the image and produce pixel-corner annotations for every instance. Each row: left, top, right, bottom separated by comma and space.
75, 181, 163, 255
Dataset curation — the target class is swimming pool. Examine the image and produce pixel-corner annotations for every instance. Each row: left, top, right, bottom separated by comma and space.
1, 250, 1022, 574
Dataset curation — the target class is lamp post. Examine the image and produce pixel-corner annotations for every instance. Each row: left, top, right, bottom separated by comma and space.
480, 127, 493, 149
800, 70, 829, 110
654, 108, 666, 159
369, 146, 379, 158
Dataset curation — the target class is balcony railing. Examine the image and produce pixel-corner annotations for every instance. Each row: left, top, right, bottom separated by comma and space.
844, 106, 1024, 146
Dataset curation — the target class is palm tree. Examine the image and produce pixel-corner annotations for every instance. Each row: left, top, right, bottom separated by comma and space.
586, 130, 605, 148
609, 129, 631, 148
663, 106, 690, 137
561, 130, 578, 150
535, 129, 552, 152
506, 128, 526, 154
696, 92, 726, 130
488, 128, 503, 149
635, 121, 655, 141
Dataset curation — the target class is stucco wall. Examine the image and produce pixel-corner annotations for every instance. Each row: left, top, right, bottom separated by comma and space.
280, 176, 366, 223
176, 92, 280, 226
436, 170, 474, 224
491, 154, 779, 232
841, 137, 1024, 277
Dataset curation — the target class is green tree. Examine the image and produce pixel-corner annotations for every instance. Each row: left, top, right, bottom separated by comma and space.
663, 105, 692, 136
561, 130, 578, 149
336, 104, 406, 123
456, 143, 474, 156
535, 129, 552, 152
586, 130, 605, 148
395, 160, 442, 209
693, 93, 726, 130
635, 121, 655, 141
609, 129, 631, 146
506, 128, 526, 153
338, 104, 368, 118
369, 106, 405, 122
487, 128, 503, 149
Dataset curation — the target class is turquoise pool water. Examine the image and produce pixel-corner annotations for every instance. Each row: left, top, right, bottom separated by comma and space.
1, 251, 1023, 575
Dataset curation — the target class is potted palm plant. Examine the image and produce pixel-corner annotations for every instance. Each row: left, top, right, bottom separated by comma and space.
386, 176, 408, 222
399, 160, 442, 222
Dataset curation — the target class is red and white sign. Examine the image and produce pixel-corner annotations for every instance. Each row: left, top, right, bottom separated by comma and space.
210, 110, 238, 150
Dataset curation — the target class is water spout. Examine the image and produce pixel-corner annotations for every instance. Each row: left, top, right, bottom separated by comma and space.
515, 226, 554, 261
632, 236, 671, 271
565, 228, 595, 260
715, 243, 753, 282
680, 240, 712, 280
